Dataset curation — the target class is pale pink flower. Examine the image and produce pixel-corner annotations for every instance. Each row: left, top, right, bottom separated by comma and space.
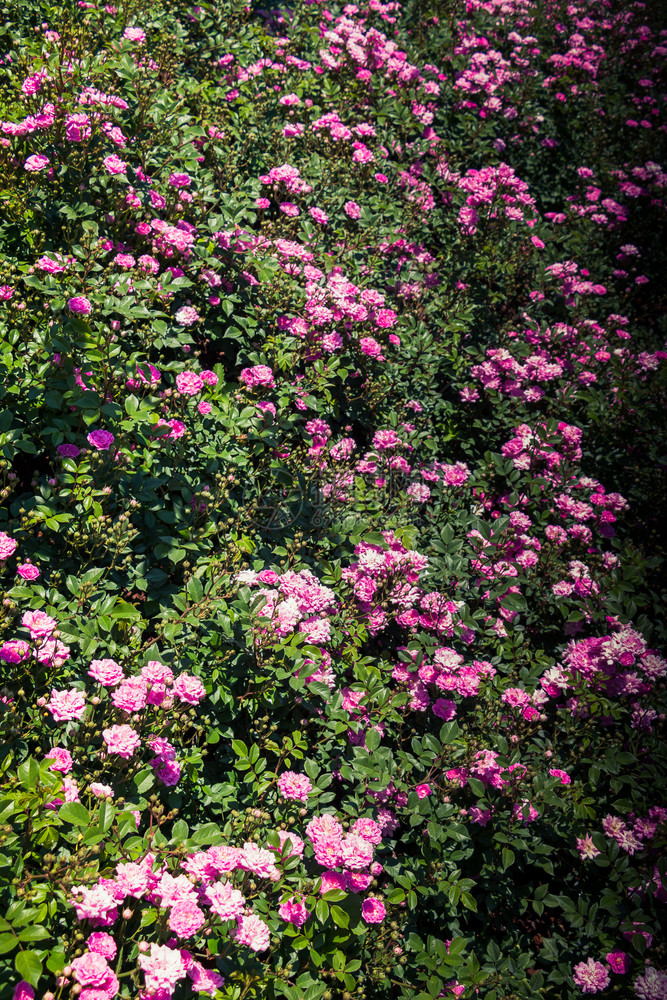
169, 900, 206, 937
576, 835, 600, 860
232, 913, 270, 951
176, 371, 204, 395
123, 26, 146, 43
205, 881, 246, 921
572, 958, 610, 993
175, 306, 200, 326
48, 688, 86, 722
139, 944, 187, 992
173, 673, 206, 704
277, 771, 312, 802
0, 532, 17, 560
103, 724, 140, 759
88, 658, 124, 686
24, 154, 50, 172
90, 783, 114, 798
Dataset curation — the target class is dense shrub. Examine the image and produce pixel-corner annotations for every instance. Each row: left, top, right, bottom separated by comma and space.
0, 0, 665, 997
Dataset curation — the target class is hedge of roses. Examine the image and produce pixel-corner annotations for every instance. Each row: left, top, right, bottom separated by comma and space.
0, 0, 665, 997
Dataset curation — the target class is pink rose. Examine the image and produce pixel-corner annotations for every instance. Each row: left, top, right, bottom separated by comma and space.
22, 610, 56, 638
87, 429, 115, 450
103, 724, 141, 759
24, 154, 50, 172
68, 296, 92, 315
0, 532, 17, 560
17, 563, 39, 580
48, 688, 86, 722
103, 154, 127, 175
172, 673, 206, 704
361, 897, 386, 923
416, 784, 432, 798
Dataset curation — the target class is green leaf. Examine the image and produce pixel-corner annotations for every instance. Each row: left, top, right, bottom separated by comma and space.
501, 848, 515, 870
192, 823, 224, 846
0, 934, 18, 954
18, 926, 50, 943
365, 729, 381, 752
108, 600, 141, 619
58, 802, 90, 826
17, 758, 39, 791
330, 905, 349, 928
171, 819, 189, 843
15, 950, 42, 988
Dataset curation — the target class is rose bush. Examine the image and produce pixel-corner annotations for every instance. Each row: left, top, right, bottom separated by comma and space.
0, 0, 664, 997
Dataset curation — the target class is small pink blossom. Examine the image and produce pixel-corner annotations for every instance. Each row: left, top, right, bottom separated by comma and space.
278, 771, 312, 802
175, 306, 200, 326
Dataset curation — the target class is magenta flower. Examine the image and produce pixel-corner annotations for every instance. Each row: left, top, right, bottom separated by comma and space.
278, 898, 310, 927
606, 952, 630, 974
361, 898, 386, 923
17, 563, 39, 581
103, 154, 127, 175
87, 429, 115, 451
68, 296, 92, 315
344, 200, 361, 219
